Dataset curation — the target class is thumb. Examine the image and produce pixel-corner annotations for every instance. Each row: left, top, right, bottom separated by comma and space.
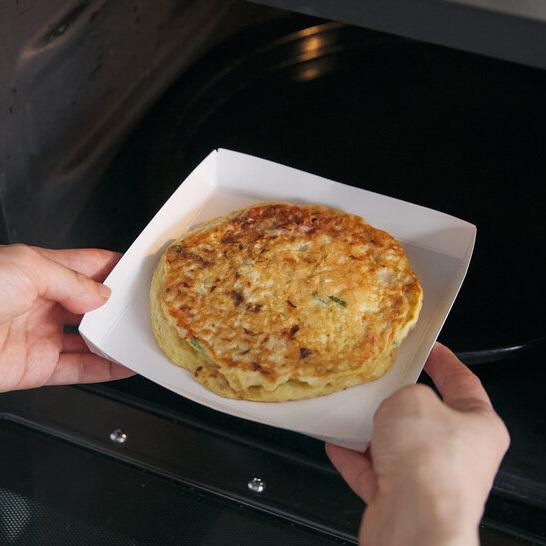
424, 342, 492, 411
26, 247, 111, 314
326, 443, 377, 503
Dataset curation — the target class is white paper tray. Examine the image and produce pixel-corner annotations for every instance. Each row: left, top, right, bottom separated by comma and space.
80, 149, 476, 451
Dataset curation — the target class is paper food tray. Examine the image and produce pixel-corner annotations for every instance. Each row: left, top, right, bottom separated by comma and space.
80, 149, 475, 451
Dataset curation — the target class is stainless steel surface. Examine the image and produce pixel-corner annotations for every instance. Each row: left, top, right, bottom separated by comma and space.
0, 0, 284, 246
0, 0, 225, 244
249, 0, 546, 70
448, 0, 546, 21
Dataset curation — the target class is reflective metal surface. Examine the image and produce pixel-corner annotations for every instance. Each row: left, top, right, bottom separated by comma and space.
0, 419, 352, 545
250, 0, 546, 70
0, 0, 282, 245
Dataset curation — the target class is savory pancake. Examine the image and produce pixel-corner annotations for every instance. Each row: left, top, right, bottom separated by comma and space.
150, 203, 422, 401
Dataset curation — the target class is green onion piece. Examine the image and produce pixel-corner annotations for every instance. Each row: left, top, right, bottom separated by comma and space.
187, 338, 203, 352
328, 295, 347, 307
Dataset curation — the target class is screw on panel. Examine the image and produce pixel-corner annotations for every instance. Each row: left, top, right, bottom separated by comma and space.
247, 477, 266, 493
109, 429, 127, 444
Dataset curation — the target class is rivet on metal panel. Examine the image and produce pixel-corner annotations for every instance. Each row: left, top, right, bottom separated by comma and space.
109, 429, 128, 444
247, 477, 266, 493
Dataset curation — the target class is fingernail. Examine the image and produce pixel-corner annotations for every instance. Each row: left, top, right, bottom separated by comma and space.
99, 283, 111, 299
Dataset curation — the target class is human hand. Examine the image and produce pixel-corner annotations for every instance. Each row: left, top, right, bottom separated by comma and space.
326, 342, 510, 546
0, 244, 134, 392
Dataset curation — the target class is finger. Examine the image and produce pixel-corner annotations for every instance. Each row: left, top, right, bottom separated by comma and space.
31, 247, 121, 282
325, 443, 377, 503
62, 333, 89, 353
23, 250, 111, 314
46, 352, 135, 386
63, 311, 83, 326
425, 342, 492, 411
